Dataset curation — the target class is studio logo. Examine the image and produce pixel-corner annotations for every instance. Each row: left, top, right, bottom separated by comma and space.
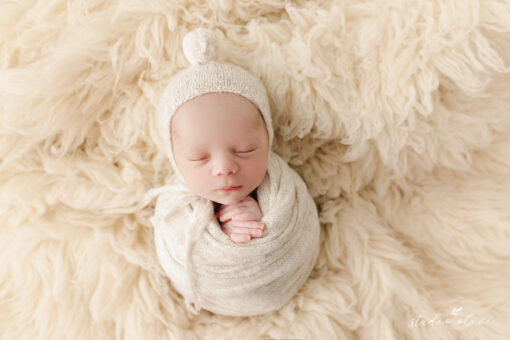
409, 306, 496, 328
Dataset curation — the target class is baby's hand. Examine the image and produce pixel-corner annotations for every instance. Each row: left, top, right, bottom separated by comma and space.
216, 196, 265, 243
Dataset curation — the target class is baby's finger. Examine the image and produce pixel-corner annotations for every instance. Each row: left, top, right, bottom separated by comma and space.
223, 224, 257, 233
218, 207, 245, 222
216, 202, 245, 215
231, 212, 260, 222
229, 233, 251, 243
226, 227, 264, 237
221, 225, 251, 241
226, 220, 265, 230
223, 222, 265, 237
250, 228, 265, 238
215, 205, 233, 218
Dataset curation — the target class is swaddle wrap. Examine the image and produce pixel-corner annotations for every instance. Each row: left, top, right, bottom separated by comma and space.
144, 28, 321, 316
144, 151, 320, 316
144, 152, 320, 316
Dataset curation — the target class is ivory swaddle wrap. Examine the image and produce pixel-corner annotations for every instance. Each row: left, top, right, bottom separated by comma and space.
144, 151, 320, 316
143, 28, 321, 316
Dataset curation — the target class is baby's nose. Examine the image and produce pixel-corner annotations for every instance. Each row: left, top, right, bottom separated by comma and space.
212, 155, 238, 176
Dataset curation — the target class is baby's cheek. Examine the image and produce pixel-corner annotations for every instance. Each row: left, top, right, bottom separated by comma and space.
195, 166, 214, 189
244, 158, 267, 186
181, 164, 208, 192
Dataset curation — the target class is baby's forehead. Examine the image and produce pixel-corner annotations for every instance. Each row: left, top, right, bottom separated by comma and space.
171, 93, 266, 137
173, 112, 265, 139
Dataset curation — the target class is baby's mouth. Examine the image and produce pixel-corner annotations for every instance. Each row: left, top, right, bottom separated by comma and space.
221, 185, 242, 192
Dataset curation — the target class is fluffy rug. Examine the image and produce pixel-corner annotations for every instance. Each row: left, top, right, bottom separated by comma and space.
1, 0, 510, 339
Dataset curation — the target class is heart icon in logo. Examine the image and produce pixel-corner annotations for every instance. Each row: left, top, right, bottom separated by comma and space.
452, 306, 463, 316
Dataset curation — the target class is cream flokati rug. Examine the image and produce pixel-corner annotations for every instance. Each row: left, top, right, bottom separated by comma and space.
1, 0, 510, 339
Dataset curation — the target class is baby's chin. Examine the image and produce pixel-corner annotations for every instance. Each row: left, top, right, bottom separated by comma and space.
185, 186, 246, 206
210, 194, 244, 206
207, 188, 252, 206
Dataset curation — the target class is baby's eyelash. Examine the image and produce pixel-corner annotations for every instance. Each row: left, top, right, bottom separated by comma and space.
190, 156, 209, 162
236, 149, 256, 154
188, 149, 256, 161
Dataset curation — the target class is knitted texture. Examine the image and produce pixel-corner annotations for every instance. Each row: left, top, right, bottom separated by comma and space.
182, 28, 218, 64
144, 152, 321, 316
157, 29, 273, 183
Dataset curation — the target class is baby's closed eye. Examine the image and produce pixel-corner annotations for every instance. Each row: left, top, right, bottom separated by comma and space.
235, 148, 256, 154
189, 155, 209, 162
187, 148, 258, 162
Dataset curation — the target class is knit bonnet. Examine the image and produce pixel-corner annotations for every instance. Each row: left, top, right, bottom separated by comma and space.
157, 28, 273, 182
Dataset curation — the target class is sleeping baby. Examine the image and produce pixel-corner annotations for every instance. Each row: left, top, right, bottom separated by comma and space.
170, 91, 268, 244
145, 28, 320, 316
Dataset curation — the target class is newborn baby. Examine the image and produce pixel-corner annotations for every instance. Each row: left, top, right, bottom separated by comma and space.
170, 92, 268, 243
145, 28, 320, 316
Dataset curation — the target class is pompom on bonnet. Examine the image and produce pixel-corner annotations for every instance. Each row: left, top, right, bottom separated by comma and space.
157, 28, 273, 182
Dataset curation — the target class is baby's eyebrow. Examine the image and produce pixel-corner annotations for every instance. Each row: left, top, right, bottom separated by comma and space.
187, 146, 208, 154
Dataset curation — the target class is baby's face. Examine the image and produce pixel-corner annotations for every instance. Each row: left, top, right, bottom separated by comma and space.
171, 92, 269, 205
